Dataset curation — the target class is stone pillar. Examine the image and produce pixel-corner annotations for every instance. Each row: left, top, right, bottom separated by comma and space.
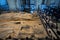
7, 0, 17, 11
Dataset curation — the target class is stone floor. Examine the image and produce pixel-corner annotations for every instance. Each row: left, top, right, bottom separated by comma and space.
0, 12, 48, 39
